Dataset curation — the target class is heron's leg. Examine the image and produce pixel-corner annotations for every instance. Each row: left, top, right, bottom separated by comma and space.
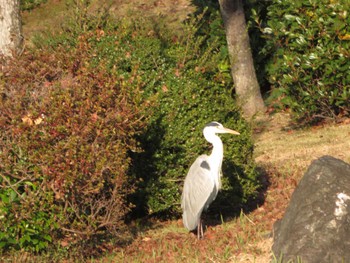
197, 219, 201, 239
200, 219, 204, 239
197, 218, 204, 239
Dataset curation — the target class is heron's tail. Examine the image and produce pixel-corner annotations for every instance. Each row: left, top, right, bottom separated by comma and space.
182, 211, 201, 231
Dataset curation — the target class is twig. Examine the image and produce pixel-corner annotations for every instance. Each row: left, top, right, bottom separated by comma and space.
60, 226, 92, 236
0, 173, 24, 199
242, 211, 256, 225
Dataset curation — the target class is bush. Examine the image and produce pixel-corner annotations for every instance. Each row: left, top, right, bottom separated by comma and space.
0, 30, 146, 251
0, 172, 56, 252
245, 0, 272, 92
264, 0, 350, 123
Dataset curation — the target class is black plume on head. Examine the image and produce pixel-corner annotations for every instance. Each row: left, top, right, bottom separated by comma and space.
205, 121, 221, 128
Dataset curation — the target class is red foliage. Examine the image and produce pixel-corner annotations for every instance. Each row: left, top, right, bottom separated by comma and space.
0, 34, 147, 246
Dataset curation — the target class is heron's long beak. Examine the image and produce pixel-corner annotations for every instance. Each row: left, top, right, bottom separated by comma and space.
221, 127, 240, 135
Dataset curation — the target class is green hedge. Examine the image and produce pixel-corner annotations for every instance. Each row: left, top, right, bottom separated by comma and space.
264, 0, 350, 123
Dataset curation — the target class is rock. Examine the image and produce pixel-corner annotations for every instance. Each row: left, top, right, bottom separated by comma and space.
272, 155, 350, 263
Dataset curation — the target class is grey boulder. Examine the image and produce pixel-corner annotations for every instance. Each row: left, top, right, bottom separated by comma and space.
272, 155, 350, 263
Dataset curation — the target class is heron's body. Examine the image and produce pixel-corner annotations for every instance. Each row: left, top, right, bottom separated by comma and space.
181, 122, 239, 238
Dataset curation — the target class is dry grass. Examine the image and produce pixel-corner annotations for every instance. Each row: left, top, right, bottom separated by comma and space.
254, 112, 350, 173
107, 0, 196, 24
21, 0, 67, 42
21, 0, 196, 45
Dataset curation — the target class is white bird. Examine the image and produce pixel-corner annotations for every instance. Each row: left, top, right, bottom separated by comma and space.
181, 121, 240, 239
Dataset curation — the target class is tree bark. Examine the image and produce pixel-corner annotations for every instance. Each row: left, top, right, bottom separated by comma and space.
0, 0, 23, 57
219, 0, 265, 119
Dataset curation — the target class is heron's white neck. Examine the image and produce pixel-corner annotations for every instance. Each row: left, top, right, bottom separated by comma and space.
205, 133, 224, 187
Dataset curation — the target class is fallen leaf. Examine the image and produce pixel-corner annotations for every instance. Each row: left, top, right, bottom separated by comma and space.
339, 34, 350, 40
22, 115, 33, 126
34, 117, 43, 125
161, 85, 168, 92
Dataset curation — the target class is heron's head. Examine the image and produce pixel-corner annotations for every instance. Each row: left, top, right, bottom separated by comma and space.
203, 122, 240, 137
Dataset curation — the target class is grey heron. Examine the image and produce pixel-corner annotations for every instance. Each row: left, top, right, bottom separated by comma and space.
181, 121, 240, 239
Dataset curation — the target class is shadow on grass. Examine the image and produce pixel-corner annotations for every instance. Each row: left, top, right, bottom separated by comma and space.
197, 165, 271, 235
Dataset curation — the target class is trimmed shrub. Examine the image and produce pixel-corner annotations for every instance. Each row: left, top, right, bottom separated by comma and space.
0, 31, 147, 251
264, 0, 350, 123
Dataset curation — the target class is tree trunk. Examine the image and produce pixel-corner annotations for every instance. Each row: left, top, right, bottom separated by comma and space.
219, 0, 265, 119
0, 0, 23, 57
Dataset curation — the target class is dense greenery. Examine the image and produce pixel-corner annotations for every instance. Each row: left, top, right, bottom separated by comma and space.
129, 23, 259, 215
20, 0, 47, 11
263, 0, 350, 123
0, 3, 260, 254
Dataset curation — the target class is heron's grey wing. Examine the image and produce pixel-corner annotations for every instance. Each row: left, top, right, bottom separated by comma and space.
181, 155, 217, 231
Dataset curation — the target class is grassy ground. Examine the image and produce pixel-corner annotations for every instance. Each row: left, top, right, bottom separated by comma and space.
21, 0, 195, 44
254, 113, 350, 173
17, 1, 350, 262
